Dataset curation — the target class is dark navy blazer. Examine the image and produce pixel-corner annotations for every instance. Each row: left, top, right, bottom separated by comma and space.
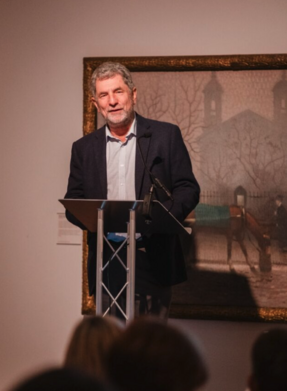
65, 113, 200, 295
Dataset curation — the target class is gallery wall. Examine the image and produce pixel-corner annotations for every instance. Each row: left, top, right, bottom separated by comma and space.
1, 1, 287, 390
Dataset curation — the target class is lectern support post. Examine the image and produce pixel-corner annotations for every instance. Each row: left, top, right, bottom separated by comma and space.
59, 198, 191, 321
96, 208, 104, 315
126, 209, 136, 320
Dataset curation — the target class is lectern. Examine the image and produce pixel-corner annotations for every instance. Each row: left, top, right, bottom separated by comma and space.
59, 199, 191, 321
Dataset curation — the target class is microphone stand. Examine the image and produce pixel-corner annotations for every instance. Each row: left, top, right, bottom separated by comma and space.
137, 133, 174, 223
142, 184, 155, 223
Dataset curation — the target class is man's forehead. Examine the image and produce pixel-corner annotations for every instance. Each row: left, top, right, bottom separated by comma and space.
96, 74, 125, 88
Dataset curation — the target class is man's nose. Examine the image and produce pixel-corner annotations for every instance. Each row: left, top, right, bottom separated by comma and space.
109, 93, 118, 106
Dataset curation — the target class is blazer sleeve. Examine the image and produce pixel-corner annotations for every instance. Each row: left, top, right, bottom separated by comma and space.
162, 125, 200, 222
64, 141, 87, 230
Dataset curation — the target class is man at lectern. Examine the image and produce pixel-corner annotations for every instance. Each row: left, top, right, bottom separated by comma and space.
65, 61, 200, 319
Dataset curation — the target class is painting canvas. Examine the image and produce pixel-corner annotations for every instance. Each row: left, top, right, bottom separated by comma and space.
82, 55, 287, 321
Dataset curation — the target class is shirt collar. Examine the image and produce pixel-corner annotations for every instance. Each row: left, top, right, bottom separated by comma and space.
106, 117, 137, 142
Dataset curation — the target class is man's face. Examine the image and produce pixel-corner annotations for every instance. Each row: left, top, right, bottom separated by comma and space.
92, 74, 137, 130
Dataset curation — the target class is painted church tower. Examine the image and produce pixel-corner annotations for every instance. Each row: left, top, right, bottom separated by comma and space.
203, 71, 223, 128
273, 71, 287, 125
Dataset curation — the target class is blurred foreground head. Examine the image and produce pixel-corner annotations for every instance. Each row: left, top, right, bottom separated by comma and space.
107, 317, 208, 391
249, 328, 287, 391
64, 315, 122, 380
9, 367, 113, 391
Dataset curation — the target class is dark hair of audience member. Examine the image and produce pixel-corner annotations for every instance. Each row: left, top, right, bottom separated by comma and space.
63, 315, 122, 380
8, 367, 113, 391
107, 317, 208, 391
249, 328, 287, 391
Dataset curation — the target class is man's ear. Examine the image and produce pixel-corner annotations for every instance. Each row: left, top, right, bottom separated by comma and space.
90, 97, 99, 111
132, 87, 137, 105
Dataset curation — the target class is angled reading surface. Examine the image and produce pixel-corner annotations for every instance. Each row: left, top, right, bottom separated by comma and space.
59, 199, 191, 235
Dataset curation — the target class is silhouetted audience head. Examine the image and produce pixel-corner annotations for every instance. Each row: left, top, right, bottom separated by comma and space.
9, 367, 112, 391
107, 317, 208, 391
63, 315, 122, 380
248, 329, 287, 391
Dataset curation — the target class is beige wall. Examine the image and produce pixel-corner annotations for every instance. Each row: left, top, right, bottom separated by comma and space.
1, 0, 287, 390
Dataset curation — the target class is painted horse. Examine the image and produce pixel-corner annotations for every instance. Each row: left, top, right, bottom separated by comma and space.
184, 204, 271, 272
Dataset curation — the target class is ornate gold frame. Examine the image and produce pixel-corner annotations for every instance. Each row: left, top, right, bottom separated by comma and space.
82, 54, 287, 321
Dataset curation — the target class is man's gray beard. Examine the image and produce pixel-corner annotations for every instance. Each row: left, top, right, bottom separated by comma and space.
106, 108, 135, 129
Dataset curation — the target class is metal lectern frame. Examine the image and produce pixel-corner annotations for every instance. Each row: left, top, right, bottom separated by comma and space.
59, 199, 143, 321
96, 206, 137, 320
59, 198, 191, 321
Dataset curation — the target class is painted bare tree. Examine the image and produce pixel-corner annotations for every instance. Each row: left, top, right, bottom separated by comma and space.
197, 108, 287, 193
168, 73, 204, 156
134, 72, 205, 160
135, 76, 170, 121
224, 113, 287, 191
198, 137, 236, 191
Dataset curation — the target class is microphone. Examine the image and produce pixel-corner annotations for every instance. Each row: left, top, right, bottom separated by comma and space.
137, 132, 174, 201
137, 133, 174, 222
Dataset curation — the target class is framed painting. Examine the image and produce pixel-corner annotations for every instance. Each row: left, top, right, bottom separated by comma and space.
81, 54, 287, 322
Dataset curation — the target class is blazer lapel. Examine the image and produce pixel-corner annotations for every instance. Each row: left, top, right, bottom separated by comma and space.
92, 126, 107, 198
135, 114, 151, 199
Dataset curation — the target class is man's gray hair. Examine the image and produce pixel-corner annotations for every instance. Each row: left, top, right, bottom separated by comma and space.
90, 62, 135, 97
